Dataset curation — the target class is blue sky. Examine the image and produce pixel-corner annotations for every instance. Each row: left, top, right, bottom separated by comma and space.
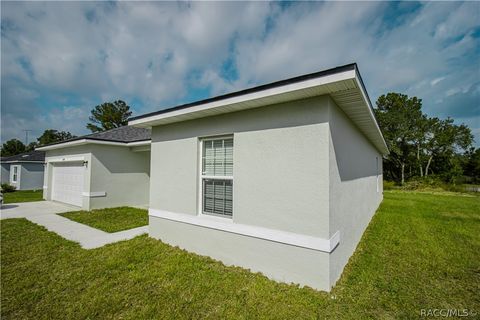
1, 1, 479, 146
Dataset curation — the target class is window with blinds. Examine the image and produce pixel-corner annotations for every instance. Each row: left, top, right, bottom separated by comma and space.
201, 137, 233, 217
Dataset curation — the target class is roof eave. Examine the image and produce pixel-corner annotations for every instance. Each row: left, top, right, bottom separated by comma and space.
36, 138, 151, 151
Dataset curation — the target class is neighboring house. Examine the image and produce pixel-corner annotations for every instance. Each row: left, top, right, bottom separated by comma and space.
36, 126, 151, 210
130, 63, 388, 291
1, 151, 45, 190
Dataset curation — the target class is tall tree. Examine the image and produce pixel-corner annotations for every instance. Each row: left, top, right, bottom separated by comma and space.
1, 139, 26, 157
37, 129, 76, 146
374, 93, 424, 185
86, 100, 132, 132
422, 117, 473, 176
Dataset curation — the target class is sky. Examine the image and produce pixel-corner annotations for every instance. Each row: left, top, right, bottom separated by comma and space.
1, 1, 479, 146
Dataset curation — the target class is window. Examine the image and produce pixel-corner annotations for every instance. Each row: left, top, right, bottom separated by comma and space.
11, 165, 18, 183
200, 137, 233, 217
376, 156, 379, 192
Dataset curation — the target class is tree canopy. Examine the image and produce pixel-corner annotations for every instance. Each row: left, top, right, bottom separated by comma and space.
86, 100, 132, 133
37, 129, 76, 146
1, 139, 26, 157
374, 92, 474, 185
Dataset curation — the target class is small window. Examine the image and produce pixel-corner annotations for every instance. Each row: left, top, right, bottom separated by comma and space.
12, 166, 18, 183
200, 137, 233, 217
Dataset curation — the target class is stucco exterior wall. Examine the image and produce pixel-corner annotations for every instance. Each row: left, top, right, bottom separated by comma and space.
44, 144, 150, 210
149, 96, 333, 290
89, 145, 150, 209
18, 163, 44, 190
327, 97, 383, 287
1, 163, 10, 184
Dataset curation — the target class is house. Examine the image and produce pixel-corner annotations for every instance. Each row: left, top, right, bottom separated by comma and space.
130, 63, 388, 291
36, 126, 151, 210
1, 150, 45, 190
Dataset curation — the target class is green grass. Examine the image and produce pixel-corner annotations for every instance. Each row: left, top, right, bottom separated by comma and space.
60, 207, 148, 233
2, 190, 44, 204
1, 191, 479, 319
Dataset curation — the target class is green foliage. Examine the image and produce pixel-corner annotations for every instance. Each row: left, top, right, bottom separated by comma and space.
2, 190, 43, 203
1, 192, 479, 319
0, 139, 26, 157
37, 129, 76, 146
86, 100, 132, 132
462, 147, 480, 183
1, 183, 16, 193
60, 207, 148, 233
383, 180, 396, 190
375, 92, 474, 185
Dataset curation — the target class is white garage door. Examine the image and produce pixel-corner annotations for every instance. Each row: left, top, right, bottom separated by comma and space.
52, 162, 84, 207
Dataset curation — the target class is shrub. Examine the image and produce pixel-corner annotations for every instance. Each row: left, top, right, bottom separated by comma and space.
383, 180, 396, 190
1, 183, 16, 193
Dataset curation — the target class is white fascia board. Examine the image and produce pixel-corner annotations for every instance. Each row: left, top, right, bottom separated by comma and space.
353, 75, 389, 155
129, 70, 356, 127
37, 139, 151, 151
126, 140, 151, 147
149, 208, 340, 253
1, 160, 44, 164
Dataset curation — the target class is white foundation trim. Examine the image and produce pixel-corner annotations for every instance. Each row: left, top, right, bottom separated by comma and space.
82, 191, 106, 197
149, 208, 340, 253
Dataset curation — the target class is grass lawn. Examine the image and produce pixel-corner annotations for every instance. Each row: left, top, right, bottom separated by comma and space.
2, 190, 44, 204
60, 207, 148, 233
1, 191, 479, 319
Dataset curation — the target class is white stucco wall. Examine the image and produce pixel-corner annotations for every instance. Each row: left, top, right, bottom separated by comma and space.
44, 144, 150, 210
327, 97, 383, 287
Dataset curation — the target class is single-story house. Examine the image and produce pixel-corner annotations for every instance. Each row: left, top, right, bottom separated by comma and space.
36, 126, 151, 210
129, 63, 388, 291
1, 150, 45, 190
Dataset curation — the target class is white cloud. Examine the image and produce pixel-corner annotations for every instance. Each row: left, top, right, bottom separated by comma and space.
1, 1, 479, 145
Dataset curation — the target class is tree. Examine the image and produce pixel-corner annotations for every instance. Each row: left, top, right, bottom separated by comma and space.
422, 117, 473, 177
462, 147, 480, 183
86, 100, 132, 132
374, 93, 424, 185
37, 129, 76, 146
1, 139, 26, 157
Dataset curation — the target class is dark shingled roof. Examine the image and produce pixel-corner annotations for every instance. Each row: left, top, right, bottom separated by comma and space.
38, 126, 151, 148
1, 150, 45, 163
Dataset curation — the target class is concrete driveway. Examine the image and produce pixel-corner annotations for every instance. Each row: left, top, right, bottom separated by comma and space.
1, 201, 77, 220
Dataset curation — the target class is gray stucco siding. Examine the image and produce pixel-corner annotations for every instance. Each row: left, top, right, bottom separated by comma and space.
89, 145, 150, 209
150, 96, 331, 237
150, 216, 331, 290
44, 144, 150, 210
1, 163, 10, 184
327, 97, 383, 287
18, 163, 44, 190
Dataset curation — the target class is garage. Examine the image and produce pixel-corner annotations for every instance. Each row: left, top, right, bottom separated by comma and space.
51, 162, 85, 207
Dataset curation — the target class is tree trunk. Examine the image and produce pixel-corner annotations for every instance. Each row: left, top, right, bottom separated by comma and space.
417, 144, 423, 177
401, 163, 405, 185
425, 156, 433, 176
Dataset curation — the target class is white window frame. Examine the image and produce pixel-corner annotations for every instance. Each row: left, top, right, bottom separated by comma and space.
10, 165, 20, 183
198, 135, 234, 219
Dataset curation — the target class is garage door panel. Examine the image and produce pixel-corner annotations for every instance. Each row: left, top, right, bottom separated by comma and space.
52, 162, 84, 207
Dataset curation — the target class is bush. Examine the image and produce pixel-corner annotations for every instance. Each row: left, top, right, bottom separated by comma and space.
1, 183, 16, 193
402, 176, 444, 191
383, 180, 396, 190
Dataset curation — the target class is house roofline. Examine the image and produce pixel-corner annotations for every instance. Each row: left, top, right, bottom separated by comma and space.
36, 138, 151, 151
129, 63, 357, 122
